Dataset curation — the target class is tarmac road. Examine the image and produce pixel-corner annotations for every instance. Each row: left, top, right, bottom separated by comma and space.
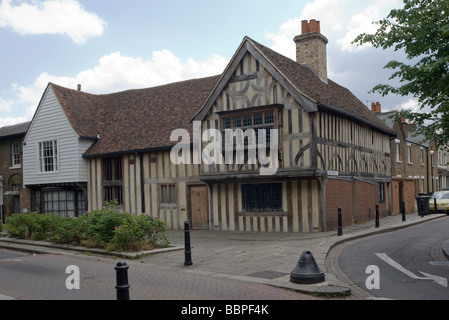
0, 247, 320, 301
338, 217, 449, 300
0, 212, 446, 302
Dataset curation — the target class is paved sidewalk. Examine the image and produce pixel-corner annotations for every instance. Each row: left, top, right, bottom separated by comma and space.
0, 212, 447, 298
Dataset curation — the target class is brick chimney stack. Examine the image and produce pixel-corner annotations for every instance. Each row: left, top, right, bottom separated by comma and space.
294, 19, 328, 82
371, 102, 382, 113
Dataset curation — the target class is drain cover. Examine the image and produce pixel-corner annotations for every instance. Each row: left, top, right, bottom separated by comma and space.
247, 270, 289, 280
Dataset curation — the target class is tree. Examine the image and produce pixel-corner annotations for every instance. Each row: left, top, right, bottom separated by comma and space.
353, 0, 449, 147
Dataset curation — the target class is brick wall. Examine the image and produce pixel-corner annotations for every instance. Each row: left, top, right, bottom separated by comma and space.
392, 178, 416, 214
354, 179, 376, 223
0, 137, 31, 216
325, 179, 353, 230
325, 178, 389, 231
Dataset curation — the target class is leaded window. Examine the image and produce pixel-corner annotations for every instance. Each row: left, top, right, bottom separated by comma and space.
241, 183, 282, 212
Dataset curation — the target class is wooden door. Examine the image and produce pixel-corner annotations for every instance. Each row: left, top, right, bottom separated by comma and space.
189, 186, 208, 229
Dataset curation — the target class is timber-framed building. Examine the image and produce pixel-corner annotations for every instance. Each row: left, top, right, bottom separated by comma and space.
22, 20, 396, 233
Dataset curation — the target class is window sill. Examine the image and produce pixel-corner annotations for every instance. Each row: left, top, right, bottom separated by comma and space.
238, 211, 287, 217
159, 203, 177, 209
37, 171, 60, 175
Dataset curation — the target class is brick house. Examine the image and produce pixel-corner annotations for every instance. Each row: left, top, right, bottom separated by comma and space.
374, 104, 437, 214
24, 19, 396, 232
438, 148, 449, 190
0, 122, 31, 221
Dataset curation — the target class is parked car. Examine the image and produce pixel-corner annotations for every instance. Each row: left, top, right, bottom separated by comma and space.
429, 191, 449, 214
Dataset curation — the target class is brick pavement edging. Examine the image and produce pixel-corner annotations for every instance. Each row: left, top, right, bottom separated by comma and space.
0, 234, 183, 259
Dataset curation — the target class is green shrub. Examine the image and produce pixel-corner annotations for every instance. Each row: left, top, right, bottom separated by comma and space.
6, 213, 47, 240
79, 209, 126, 247
48, 216, 85, 245
5, 204, 169, 253
106, 213, 169, 252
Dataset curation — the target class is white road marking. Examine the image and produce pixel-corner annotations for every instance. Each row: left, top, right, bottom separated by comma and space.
375, 253, 447, 288
419, 272, 448, 288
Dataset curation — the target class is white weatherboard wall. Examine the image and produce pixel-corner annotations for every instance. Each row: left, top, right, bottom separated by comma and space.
23, 87, 94, 186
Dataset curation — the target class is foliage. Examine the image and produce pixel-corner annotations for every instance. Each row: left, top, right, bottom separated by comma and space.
4, 202, 169, 252
6, 212, 60, 241
353, 0, 449, 147
106, 213, 169, 252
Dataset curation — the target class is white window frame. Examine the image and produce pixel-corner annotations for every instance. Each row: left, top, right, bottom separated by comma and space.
38, 140, 59, 173
395, 139, 401, 163
11, 142, 21, 168
420, 147, 424, 166
407, 143, 412, 164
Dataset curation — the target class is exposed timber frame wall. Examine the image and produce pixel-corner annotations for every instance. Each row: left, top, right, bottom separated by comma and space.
85, 39, 394, 233
315, 109, 393, 231
315, 110, 392, 176
199, 51, 314, 179
87, 150, 202, 230
208, 179, 321, 233
197, 51, 323, 233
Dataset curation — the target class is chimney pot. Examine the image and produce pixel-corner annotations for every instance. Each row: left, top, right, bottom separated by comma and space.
371, 102, 382, 113
301, 20, 309, 34
302, 19, 321, 34
309, 19, 317, 33
77, 84, 81, 91
295, 19, 328, 82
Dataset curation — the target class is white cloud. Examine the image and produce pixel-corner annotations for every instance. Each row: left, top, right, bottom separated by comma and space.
400, 98, 421, 112
0, 116, 29, 128
0, 0, 106, 43
262, 0, 413, 114
3, 50, 229, 126
0, 0, 413, 128
0, 98, 12, 111
74, 50, 228, 93
265, 0, 402, 54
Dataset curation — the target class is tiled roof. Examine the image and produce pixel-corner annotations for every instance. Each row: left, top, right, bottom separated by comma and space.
51, 83, 100, 139
50, 76, 220, 157
49, 35, 395, 158
0, 121, 30, 139
248, 38, 395, 135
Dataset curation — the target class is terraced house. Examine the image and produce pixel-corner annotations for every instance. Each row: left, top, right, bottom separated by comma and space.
375, 105, 438, 215
0, 122, 31, 221
23, 20, 396, 233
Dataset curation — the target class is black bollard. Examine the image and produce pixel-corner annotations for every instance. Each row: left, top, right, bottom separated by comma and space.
337, 207, 343, 236
184, 220, 193, 266
402, 201, 406, 222
375, 204, 379, 228
115, 261, 130, 300
290, 251, 325, 284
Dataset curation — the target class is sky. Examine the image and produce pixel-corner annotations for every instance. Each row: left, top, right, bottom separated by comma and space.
0, 0, 417, 128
